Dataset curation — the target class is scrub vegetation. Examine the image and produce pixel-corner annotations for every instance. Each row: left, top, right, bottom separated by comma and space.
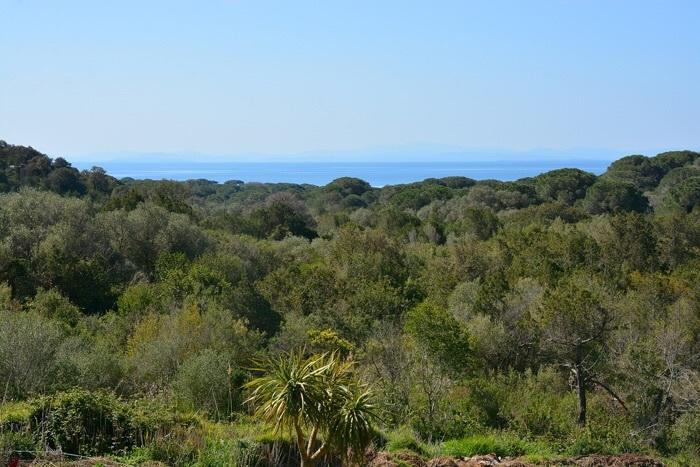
2, 141, 700, 465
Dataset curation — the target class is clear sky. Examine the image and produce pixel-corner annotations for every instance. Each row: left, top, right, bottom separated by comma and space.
1, 0, 699, 161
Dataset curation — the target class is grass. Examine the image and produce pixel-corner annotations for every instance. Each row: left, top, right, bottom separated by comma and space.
663, 454, 700, 467
382, 426, 563, 461
440, 433, 557, 459
384, 427, 431, 457
442, 434, 526, 457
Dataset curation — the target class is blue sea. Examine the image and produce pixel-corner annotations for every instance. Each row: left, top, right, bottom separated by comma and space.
79, 159, 612, 187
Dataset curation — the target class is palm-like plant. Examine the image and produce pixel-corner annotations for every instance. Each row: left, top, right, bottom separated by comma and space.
245, 350, 377, 466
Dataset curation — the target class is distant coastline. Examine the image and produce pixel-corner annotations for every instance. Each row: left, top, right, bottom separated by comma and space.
72, 159, 613, 187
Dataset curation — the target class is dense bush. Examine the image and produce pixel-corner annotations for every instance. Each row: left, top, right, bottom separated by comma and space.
33, 390, 137, 455
1, 143, 700, 464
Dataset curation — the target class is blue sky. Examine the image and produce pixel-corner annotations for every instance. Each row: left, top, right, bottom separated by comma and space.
1, 0, 699, 162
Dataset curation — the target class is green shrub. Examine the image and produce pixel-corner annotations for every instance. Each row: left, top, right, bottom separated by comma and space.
7, 390, 200, 457
172, 349, 245, 419
669, 409, 700, 457
117, 281, 167, 317
31, 389, 137, 455
118, 446, 154, 465
0, 401, 35, 463
0, 309, 65, 399
54, 334, 124, 391
456, 377, 510, 430
501, 368, 577, 438
28, 288, 81, 327
128, 396, 201, 445
307, 328, 354, 355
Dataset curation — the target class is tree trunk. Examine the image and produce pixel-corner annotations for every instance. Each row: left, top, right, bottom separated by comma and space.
575, 351, 587, 426
299, 450, 315, 467
295, 422, 314, 467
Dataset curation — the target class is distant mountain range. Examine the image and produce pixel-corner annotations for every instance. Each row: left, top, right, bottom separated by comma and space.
66, 144, 644, 165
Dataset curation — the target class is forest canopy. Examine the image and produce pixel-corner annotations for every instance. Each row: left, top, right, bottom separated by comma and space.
1, 140, 700, 465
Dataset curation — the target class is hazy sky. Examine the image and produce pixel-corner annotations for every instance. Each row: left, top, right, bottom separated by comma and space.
2, 0, 699, 161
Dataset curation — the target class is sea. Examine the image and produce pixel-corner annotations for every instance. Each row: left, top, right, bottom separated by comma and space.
76, 159, 613, 187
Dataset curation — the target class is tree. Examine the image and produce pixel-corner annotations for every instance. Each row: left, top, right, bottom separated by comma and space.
83, 166, 117, 198
46, 167, 86, 195
446, 206, 500, 240
534, 168, 597, 205
245, 351, 377, 466
537, 277, 616, 426
405, 301, 471, 376
248, 192, 318, 240
324, 177, 372, 197
582, 179, 649, 214
602, 212, 658, 274
667, 176, 700, 213
603, 154, 663, 191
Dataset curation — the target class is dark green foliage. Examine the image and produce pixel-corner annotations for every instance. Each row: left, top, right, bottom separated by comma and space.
582, 179, 649, 214
0, 142, 117, 196
603, 155, 664, 191
29, 288, 81, 327
383, 182, 454, 210
603, 151, 700, 193
439, 176, 476, 189
656, 166, 700, 195
324, 176, 372, 197
603, 212, 659, 274
103, 187, 145, 211
667, 176, 700, 213
247, 192, 317, 239
503, 202, 589, 227
534, 168, 597, 205
46, 167, 86, 195
0, 432, 36, 463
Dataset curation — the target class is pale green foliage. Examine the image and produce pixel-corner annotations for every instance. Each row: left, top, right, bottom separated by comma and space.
126, 302, 262, 390
55, 333, 124, 391
28, 287, 80, 326
173, 348, 244, 419
0, 309, 64, 399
